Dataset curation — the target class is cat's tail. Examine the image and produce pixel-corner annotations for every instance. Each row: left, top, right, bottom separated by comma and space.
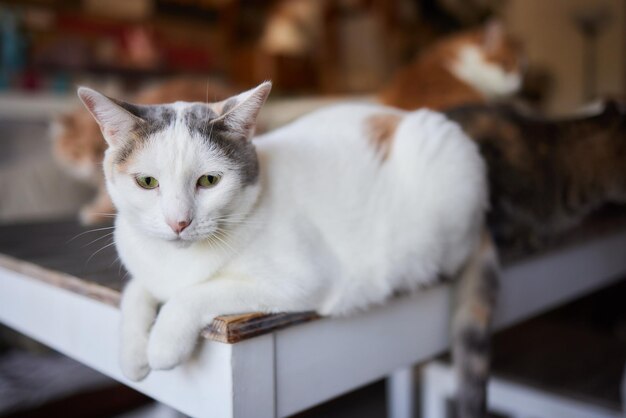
452, 227, 500, 418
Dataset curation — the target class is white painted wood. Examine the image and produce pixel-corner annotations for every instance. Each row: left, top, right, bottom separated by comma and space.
495, 229, 626, 329
275, 285, 452, 417
0, 269, 236, 418
386, 367, 416, 418
422, 362, 622, 418
231, 335, 276, 418
274, 229, 626, 417
421, 364, 448, 418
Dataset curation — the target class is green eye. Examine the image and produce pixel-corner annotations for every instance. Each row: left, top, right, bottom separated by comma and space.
197, 174, 221, 188
136, 176, 159, 189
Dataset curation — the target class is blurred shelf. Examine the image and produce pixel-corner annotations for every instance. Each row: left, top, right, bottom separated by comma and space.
0, 92, 77, 121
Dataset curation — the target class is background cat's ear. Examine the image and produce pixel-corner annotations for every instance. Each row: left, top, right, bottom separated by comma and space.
483, 19, 505, 52
218, 81, 272, 140
77, 87, 143, 147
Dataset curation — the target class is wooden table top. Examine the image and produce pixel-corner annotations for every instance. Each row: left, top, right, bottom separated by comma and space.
1, 207, 626, 343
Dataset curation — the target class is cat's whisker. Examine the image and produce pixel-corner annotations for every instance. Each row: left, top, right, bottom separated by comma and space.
203, 233, 220, 252
86, 240, 116, 264
67, 226, 115, 243
213, 228, 238, 256
216, 218, 261, 225
82, 232, 114, 248
211, 213, 253, 219
211, 213, 263, 224
109, 255, 120, 268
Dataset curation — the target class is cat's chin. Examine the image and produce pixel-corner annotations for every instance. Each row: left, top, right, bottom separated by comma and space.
164, 236, 194, 249
171, 239, 193, 249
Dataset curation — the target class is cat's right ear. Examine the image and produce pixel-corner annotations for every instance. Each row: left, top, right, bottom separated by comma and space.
77, 87, 143, 147
216, 81, 272, 140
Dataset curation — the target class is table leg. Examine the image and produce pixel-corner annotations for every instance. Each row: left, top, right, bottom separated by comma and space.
386, 366, 416, 418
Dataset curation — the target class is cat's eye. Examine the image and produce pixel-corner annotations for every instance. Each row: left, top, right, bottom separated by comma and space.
197, 174, 221, 188
136, 175, 159, 189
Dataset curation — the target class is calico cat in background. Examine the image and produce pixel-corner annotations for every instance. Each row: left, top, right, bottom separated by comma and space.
379, 20, 525, 111
78, 82, 498, 418
445, 100, 626, 254
52, 78, 234, 225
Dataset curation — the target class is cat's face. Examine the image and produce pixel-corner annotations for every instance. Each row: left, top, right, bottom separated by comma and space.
78, 82, 271, 245
449, 20, 525, 98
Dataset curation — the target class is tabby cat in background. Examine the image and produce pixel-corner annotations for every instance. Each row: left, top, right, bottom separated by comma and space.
445, 100, 626, 254
52, 78, 234, 225
379, 20, 525, 111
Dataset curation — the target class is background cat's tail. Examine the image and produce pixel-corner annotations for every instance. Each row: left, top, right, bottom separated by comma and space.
452, 227, 500, 418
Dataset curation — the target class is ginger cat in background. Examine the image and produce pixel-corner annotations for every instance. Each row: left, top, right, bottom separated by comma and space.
52, 78, 234, 224
379, 20, 525, 110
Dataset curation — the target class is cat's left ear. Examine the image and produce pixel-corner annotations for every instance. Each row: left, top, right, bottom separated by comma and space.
483, 19, 505, 52
216, 81, 272, 140
77, 87, 144, 147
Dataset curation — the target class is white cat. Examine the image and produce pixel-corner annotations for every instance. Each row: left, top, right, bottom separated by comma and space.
78, 82, 497, 417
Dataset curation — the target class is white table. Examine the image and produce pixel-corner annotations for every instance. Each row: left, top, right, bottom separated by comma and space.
1, 218, 625, 418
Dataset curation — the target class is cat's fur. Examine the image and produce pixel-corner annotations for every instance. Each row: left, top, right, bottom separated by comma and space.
445, 100, 626, 253
379, 20, 524, 111
78, 82, 497, 417
52, 78, 234, 224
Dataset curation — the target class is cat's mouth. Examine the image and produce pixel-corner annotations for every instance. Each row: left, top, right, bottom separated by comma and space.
163, 225, 219, 246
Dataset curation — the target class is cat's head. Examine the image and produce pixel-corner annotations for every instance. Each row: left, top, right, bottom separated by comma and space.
77, 82, 271, 245
447, 20, 525, 98
51, 109, 108, 182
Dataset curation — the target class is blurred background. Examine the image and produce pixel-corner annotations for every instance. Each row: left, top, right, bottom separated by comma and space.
0, 0, 625, 417
0, 0, 623, 222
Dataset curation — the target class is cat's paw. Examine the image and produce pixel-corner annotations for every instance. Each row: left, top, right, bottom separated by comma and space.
120, 338, 151, 381
147, 302, 200, 370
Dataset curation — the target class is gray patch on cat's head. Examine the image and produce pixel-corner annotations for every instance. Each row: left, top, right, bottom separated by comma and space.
111, 101, 177, 165
109, 96, 260, 185
183, 104, 259, 185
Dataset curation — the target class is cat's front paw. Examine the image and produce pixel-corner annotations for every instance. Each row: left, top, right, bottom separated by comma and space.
120, 338, 150, 381
147, 302, 202, 370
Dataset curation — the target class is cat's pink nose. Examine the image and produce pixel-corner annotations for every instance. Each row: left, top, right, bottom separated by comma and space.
167, 219, 191, 234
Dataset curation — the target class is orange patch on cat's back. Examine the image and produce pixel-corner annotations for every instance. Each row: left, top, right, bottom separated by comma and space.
365, 113, 403, 161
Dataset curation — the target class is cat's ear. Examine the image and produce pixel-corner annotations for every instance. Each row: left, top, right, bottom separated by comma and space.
77, 87, 144, 147
216, 81, 272, 140
483, 19, 505, 52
